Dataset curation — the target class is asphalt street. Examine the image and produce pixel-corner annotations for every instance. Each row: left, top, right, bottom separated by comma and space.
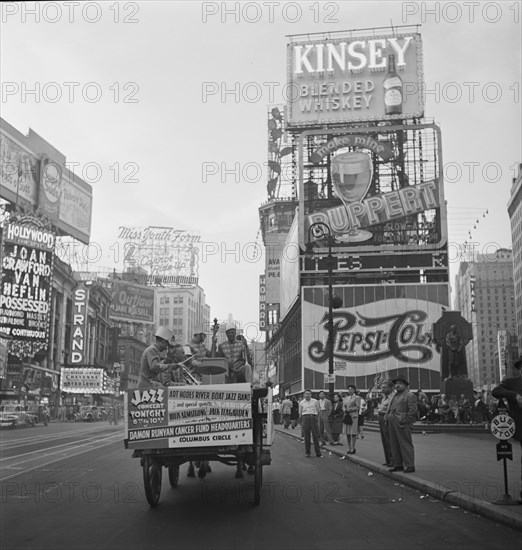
1, 422, 521, 550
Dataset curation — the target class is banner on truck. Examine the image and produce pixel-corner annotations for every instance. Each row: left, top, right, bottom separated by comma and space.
124, 383, 253, 449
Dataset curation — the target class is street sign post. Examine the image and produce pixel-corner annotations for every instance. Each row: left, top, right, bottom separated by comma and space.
490, 414, 518, 506
324, 373, 335, 385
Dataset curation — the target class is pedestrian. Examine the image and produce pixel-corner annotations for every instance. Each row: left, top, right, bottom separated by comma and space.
492, 357, 522, 503
330, 393, 344, 445
272, 398, 281, 425
357, 392, 367, 439
318, 391, 334, 445
386, 375, 418, 473
281, 396, 292, 429
416, 389, 429, 421
377, 381, 395, 467
458, 393, 471, 423
298, 390, 322, 458
340, 385, 360, 457
290, 396, 299, 429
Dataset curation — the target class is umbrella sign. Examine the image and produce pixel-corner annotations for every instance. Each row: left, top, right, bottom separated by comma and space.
490, 414, 515, 440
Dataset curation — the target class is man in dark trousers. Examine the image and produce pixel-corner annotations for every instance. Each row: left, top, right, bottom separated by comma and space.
492, 357, 522, 503
299, 390, 322, 458
386, 375, 418, 473
318, 391, 334, 445
377, 380, 395, 467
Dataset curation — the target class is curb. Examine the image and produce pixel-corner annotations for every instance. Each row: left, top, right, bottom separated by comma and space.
275, 427, 522, 533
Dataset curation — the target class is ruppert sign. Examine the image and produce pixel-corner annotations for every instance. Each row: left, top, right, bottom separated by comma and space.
0, 221, 55, 348
287, 33, 424, 126
301, 283, 449, 391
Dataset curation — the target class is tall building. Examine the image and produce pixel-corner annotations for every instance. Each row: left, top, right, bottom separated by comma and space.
454, 248, 517, 388
508, 162, 522, 353
262, 30, 450, 395
155, 285, 210, 344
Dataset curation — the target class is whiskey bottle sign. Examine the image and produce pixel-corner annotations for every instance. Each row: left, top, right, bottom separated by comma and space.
383, 54, 403, 115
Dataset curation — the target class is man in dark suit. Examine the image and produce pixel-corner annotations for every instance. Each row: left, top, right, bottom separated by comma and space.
318, 391, 334, 445
385, 375, 418, 473
492, 357, 522, 503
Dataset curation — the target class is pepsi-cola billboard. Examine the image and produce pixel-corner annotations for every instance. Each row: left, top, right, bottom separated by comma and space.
301, 283, 449, 391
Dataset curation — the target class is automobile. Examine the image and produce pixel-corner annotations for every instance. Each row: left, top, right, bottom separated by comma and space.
0, 404, 38, 428
78, 405, 100, 422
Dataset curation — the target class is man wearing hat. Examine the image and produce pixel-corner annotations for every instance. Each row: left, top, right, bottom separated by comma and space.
217, 322, 252, 383
385, 375, 418, 473
492, 357, 522, 503
138, 327, 177, 388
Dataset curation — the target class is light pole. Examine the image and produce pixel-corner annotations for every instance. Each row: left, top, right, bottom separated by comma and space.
306, 222, 342, 401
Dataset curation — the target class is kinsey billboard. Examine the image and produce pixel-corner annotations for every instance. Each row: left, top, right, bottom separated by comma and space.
287, 32, 424, 126
301, 283, 449, 391
124, 384, 253, 449
109, 280, 155, 324
0, 119, 93, 244
0, 221, 55, 353
60, 368, 104, 393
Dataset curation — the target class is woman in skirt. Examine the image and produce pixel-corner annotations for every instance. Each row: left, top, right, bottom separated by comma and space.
341, 385, 361, 457
331, 393, 344, 444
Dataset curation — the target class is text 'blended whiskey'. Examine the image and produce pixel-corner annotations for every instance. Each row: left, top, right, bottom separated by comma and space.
383, 54, 403, 115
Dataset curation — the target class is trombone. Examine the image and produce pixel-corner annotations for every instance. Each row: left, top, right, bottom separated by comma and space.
166, 350, 201, 385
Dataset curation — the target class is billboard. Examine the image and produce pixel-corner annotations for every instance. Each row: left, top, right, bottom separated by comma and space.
124, 384, 253, 449
287, 32, 424, 127
298, 124, 446, 255
60, 368, 104, 393
116, 226, 200, 286
0, 122, 93, 245
0, 220, 55, 355
109, 280, 155, 324
280, 208, 300, 319
301, 283, 449, 391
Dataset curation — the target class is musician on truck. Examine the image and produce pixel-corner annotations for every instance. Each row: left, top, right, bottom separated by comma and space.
138, 327, 177, 389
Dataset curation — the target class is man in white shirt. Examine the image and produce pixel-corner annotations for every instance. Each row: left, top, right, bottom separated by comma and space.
299, 390, 322, 457
318, 391, 334, 445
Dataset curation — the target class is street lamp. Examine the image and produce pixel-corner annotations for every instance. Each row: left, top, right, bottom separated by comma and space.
306, 222, 343, 401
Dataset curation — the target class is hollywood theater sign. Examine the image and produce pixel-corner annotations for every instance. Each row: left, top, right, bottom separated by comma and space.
287, 33, 424, 126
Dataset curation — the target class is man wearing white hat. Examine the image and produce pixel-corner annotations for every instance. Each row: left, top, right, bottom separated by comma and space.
217, 322, 252, 383
138, 327, 176, 388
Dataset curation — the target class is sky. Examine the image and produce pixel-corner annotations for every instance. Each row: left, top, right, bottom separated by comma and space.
1, 1, 521, 336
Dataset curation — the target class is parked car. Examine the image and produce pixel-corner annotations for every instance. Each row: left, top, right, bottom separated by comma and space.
0, 404, 38, 428
78, 406, 99, 422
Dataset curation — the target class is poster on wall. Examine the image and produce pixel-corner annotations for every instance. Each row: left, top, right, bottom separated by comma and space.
0, 121, 93, 245
60, 368, 104, 393
0, 219, 55, 357
124, 383, 253, 449
301, 283, 449, 392
287, 32, 424, 127
109, 280, 155, 323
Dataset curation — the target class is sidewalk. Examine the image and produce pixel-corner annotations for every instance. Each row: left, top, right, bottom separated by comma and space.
276, 424, 522, 532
